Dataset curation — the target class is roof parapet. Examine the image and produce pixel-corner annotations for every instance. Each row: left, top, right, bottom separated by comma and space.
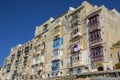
111, 8, 120, 15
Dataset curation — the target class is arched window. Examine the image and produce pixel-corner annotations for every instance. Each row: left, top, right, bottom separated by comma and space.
98, 66, 104, 71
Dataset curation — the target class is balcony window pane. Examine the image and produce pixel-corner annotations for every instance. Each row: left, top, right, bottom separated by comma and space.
53, 38, 63, 49
88, 15, 99, 28
91, 46, 103, 62
52, 60, 60, 71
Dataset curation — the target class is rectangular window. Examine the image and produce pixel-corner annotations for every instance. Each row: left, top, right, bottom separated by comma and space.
53, 50, 59, 58
72, 26, 79, 35
43, 24, 48, 31
6, 64, 11, 72
15, 60, 19, 66
24, 57, 28, 63
52, 50, 63, 61
30, 75, 33, 79
42, 43, 45, 49
32, 66, 36, 73
72, 54, 80, 61
61, 60, 63, 66
118, 52, 120, 62
36, 45, 40, 53
11, 54, 15, 62
17, 51, 21, 57
22, 67, 25, 73
24, 46, 29, 53
13, 70, 17, 76
30, 44, 32, 50
33, 56, 39, 63
41, 52, 44, 60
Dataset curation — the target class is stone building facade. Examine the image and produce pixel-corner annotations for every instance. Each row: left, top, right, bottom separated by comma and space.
111, 41, 120, 69
0, 67, 2, 80
86, 6, 120, 71
1, 1, 120, 80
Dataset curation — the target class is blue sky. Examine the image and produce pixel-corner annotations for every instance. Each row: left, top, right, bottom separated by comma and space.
0, 0, 120, 66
